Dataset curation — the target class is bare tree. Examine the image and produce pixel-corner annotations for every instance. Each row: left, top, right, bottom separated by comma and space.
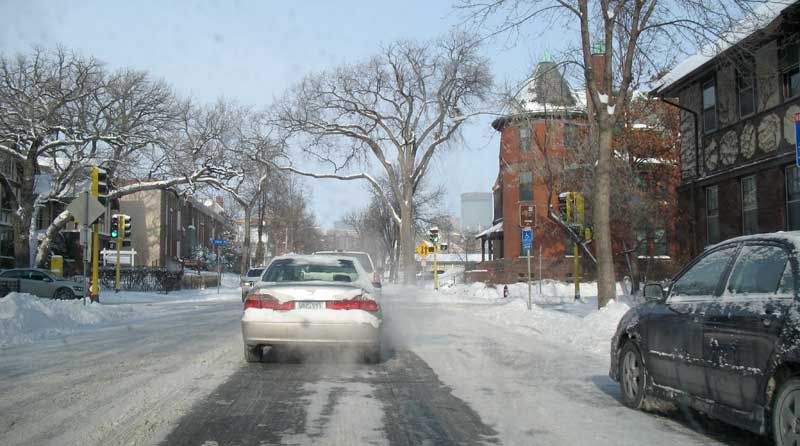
268, 32, 492, 283
0, 49, 239, 267
459, 0, 768, 306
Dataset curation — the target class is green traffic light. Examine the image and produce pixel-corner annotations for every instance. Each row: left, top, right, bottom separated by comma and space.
111, 230, 118, 238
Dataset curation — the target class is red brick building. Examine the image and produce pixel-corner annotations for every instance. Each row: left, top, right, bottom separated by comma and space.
477, 54, 680, 283
476, 57, 590, 282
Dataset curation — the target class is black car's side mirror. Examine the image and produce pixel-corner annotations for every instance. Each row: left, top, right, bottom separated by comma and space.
643, 283, 666, 302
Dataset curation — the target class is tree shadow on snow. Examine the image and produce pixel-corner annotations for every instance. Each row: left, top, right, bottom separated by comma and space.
590, 375, 766, 446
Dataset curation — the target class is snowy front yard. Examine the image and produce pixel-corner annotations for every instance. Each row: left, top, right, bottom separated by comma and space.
0, 280, 242, 347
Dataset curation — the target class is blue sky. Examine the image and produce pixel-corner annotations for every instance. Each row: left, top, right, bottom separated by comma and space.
1, 0, 551, 228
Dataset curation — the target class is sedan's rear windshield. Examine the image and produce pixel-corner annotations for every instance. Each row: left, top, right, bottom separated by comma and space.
263, 259, 358, 283
246, 268, 264, 278
315, 252, 373, 273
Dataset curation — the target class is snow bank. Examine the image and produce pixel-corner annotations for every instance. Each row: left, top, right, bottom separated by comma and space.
402, 280, 632, 356
101, 286, 241, 305
480, 299, 630, 355
0, 293, 138, 347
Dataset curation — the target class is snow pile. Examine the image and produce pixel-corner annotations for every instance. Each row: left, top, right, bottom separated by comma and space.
0, 293, 138, 347
404, 280, 633, 356
101, 286, 241, 305
481, 298, 630, 355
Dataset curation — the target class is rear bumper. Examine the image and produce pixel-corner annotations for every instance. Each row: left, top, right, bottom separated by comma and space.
242, 320, 380, 346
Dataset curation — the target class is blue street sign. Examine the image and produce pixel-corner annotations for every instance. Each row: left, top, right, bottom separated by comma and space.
521, 228, 533, 255
211, 239, 226, 246
795, 113, 800, 167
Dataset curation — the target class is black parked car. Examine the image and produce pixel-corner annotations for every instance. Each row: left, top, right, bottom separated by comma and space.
610, 232, 800, 445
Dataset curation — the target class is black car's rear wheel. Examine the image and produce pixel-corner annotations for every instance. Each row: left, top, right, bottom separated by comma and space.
54, 288, 74, 300
773, 377, 800, 446
619, 341, 646, 409
244, 344, 262, 363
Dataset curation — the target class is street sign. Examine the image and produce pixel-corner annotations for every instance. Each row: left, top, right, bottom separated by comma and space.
519, 204, 535, 228
211, 239, 227, 246
67, 191, 106, 225
416, 243, 430, 257
521, 227, 533, 255
795, 112, 800, 167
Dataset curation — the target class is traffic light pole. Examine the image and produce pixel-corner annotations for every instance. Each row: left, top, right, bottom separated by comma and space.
115, 215, 124, 292
433, 243, 439, 291
91, 166, 100, 303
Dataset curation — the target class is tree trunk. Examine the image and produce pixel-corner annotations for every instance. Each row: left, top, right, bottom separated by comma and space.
35, 210, 71, 267
241, 206, 251, 275
254, 192, 266, 265
399, 199, 415, 285
594, 124, 616, 308
13, 163, 36, 268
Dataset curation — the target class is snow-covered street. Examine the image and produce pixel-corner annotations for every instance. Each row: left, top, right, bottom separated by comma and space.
0, 283, 768, 445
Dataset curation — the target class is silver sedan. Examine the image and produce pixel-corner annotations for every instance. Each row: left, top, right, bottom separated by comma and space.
0, 268, 86, 299
241, 255, 382, 363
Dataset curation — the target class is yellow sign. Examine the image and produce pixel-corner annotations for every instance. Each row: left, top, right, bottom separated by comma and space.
50, 255, 63, 277
416, 243, 430, 257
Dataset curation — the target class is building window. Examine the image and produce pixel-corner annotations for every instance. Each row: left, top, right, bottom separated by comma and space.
742, 175, 758, 235
707, 185, 720, 244
702, 79, 717, 133
635, 228, 668, 258
783, 39, 800, 99
737, 64, 755, 118
519, 127, 531, 152
564, 123, 578, 148
787, 165, 800, 230
518, 171, 533, 201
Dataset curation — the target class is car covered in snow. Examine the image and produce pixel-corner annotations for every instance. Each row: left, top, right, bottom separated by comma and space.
241, 254, 382, 363
610, 231, 800, 443
0, 268, 85, 299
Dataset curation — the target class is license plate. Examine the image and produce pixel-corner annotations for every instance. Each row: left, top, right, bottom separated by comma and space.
296, 301, 325, 310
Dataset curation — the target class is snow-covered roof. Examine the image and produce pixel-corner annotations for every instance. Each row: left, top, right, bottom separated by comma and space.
652, 1, 795, 95
515, 61, 586, 114
494, 60, 587, 130
475, 221, 503, 239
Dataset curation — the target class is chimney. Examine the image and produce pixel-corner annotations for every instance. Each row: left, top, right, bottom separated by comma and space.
215, 195, 224, 207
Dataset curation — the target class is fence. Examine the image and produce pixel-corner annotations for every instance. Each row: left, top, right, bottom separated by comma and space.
98, 267, 183, 293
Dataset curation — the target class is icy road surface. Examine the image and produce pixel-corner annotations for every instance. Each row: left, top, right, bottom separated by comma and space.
0, 285, 768, 445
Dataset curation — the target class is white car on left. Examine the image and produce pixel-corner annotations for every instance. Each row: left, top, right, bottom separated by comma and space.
241, 254, 382, 363
0, 268, 86, 299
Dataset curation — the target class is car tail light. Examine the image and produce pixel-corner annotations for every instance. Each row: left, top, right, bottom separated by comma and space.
244, 293, 294, 310
326, 295, 379, 311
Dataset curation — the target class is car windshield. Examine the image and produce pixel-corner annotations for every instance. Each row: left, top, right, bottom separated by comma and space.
245, 268, 264, 278
263, 258, 359, 283
316, 252, 373, 273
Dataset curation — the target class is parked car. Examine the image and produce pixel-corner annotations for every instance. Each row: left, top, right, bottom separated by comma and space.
0, 268, 85, 299
610, 231, 800, 443
241, 254, 381, 363
240, 267, 265, 300
314, 250, 382, 294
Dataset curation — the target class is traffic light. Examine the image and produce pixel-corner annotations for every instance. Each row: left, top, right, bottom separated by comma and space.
96, 167, 109, 207
123, 215, 132, 239
110, 214, 119, 238
429, 226, 440, 245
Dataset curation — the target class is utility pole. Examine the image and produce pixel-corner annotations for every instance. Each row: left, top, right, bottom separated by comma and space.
90, 166, 100, 303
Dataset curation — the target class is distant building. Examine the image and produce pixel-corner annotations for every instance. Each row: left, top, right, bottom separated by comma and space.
119, 190, 232, 269
324, 226, 359, 251
460, 192, 492, 232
